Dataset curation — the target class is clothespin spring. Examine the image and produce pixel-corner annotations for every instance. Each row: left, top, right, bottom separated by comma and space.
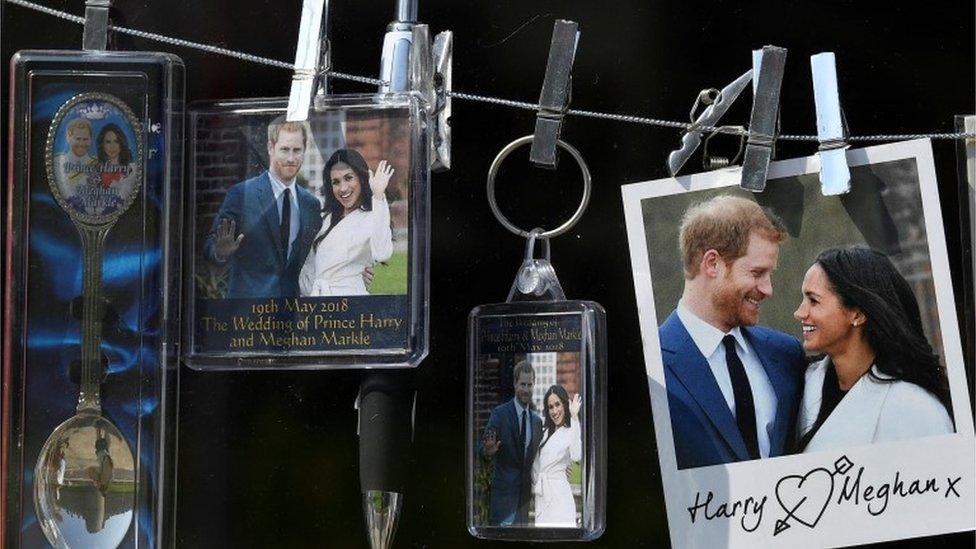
703, 125, 746, 171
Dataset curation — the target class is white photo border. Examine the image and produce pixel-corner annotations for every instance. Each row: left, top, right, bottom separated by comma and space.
622, 139, 975, 547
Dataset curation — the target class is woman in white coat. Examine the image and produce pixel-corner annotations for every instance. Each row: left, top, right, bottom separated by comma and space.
300, 149, 394, 296
532, 385, 582, 527
793, 247, 954, 453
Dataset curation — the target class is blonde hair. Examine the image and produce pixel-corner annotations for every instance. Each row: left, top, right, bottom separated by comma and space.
679, 195, 787, 278
66, 118, 92, 138
267, 118, 309, 146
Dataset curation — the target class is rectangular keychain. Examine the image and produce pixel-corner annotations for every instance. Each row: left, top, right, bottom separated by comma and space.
184, 94, 429, 369
182, 0, 444, 370
3, 1, 184, 547
466, 137, 606, 542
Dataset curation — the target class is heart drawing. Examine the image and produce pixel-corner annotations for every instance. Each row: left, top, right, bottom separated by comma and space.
774, 468, 835, 534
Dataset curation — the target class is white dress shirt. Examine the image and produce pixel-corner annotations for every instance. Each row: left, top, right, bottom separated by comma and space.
676, 301, 778, 458
268, 171, 301, 259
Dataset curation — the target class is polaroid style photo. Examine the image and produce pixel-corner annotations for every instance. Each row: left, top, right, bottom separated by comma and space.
185, 95, 428, 368
622, 139, 975, 547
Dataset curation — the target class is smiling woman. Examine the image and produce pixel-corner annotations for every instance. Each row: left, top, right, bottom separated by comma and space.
533, 385, 582, 528
794, 264, 865, 364
794, 246, 954, 453
97, 124, 132, 165
298, 148, 394, 297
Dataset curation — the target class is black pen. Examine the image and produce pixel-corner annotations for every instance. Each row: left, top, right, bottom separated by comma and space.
358, 3, 419, 548
358, 371, 415, 549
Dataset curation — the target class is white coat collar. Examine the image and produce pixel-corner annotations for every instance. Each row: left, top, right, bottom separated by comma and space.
800, 357, 894, 452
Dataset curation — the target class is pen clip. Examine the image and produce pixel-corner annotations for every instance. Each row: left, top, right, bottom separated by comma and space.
430, 30, 453, 172
287, 0, 330, 122
81, 0, 111, 51
406, 25, 454, 172
378, 6, 454, 172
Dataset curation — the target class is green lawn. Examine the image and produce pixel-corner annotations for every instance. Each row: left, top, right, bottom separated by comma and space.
370, 251, 408, 295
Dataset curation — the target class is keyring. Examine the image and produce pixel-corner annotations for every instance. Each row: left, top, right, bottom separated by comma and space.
486, 135, 592, 239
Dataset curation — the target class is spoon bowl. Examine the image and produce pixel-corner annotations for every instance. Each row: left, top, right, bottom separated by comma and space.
34, 412, 135, 549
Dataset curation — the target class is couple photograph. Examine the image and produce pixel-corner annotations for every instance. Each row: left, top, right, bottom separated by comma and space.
50, 98, 142, 219
657, 194, 954, 469
474, 357, 584, 529
186, 102, 418, 359
193, 113, 410, 301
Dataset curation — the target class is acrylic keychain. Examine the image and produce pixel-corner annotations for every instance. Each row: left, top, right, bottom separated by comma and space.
184, 0, 450, 370
3, 1, 184, 548
466, 136, 607, 542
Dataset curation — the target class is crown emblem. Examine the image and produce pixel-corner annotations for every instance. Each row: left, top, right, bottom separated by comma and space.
77, 102, 111, 120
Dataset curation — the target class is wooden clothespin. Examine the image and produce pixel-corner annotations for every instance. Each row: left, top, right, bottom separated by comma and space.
287, 0, 330, 122
741, 45, 787, 191
963, 115, 976, 190
811, 52, 851, 195
530, 20, 580, 169
82, 0, 111, 51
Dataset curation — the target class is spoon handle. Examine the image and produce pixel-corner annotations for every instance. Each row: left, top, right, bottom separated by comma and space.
76, 224, 112, 414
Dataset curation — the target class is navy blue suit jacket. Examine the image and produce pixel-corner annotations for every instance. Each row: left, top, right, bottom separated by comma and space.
480, 400, 543, 524
205, 172, 322, 298
659, 311, 804, 469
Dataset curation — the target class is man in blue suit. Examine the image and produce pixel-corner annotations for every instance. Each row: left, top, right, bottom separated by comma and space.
205, 119, 323, 298
660, 195, 805, 469
480, 360, 544, 525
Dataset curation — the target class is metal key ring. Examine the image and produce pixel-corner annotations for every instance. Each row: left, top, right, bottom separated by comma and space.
486, 135, 592, 239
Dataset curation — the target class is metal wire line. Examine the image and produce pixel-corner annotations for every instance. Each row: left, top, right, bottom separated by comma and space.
3, 0, 386, 86
6, 0, 975, 141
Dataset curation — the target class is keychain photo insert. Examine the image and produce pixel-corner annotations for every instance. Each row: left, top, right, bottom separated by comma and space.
472, 311, 590, 530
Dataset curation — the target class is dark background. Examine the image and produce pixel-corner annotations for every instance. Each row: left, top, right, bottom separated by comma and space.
3, 0, 974, 547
